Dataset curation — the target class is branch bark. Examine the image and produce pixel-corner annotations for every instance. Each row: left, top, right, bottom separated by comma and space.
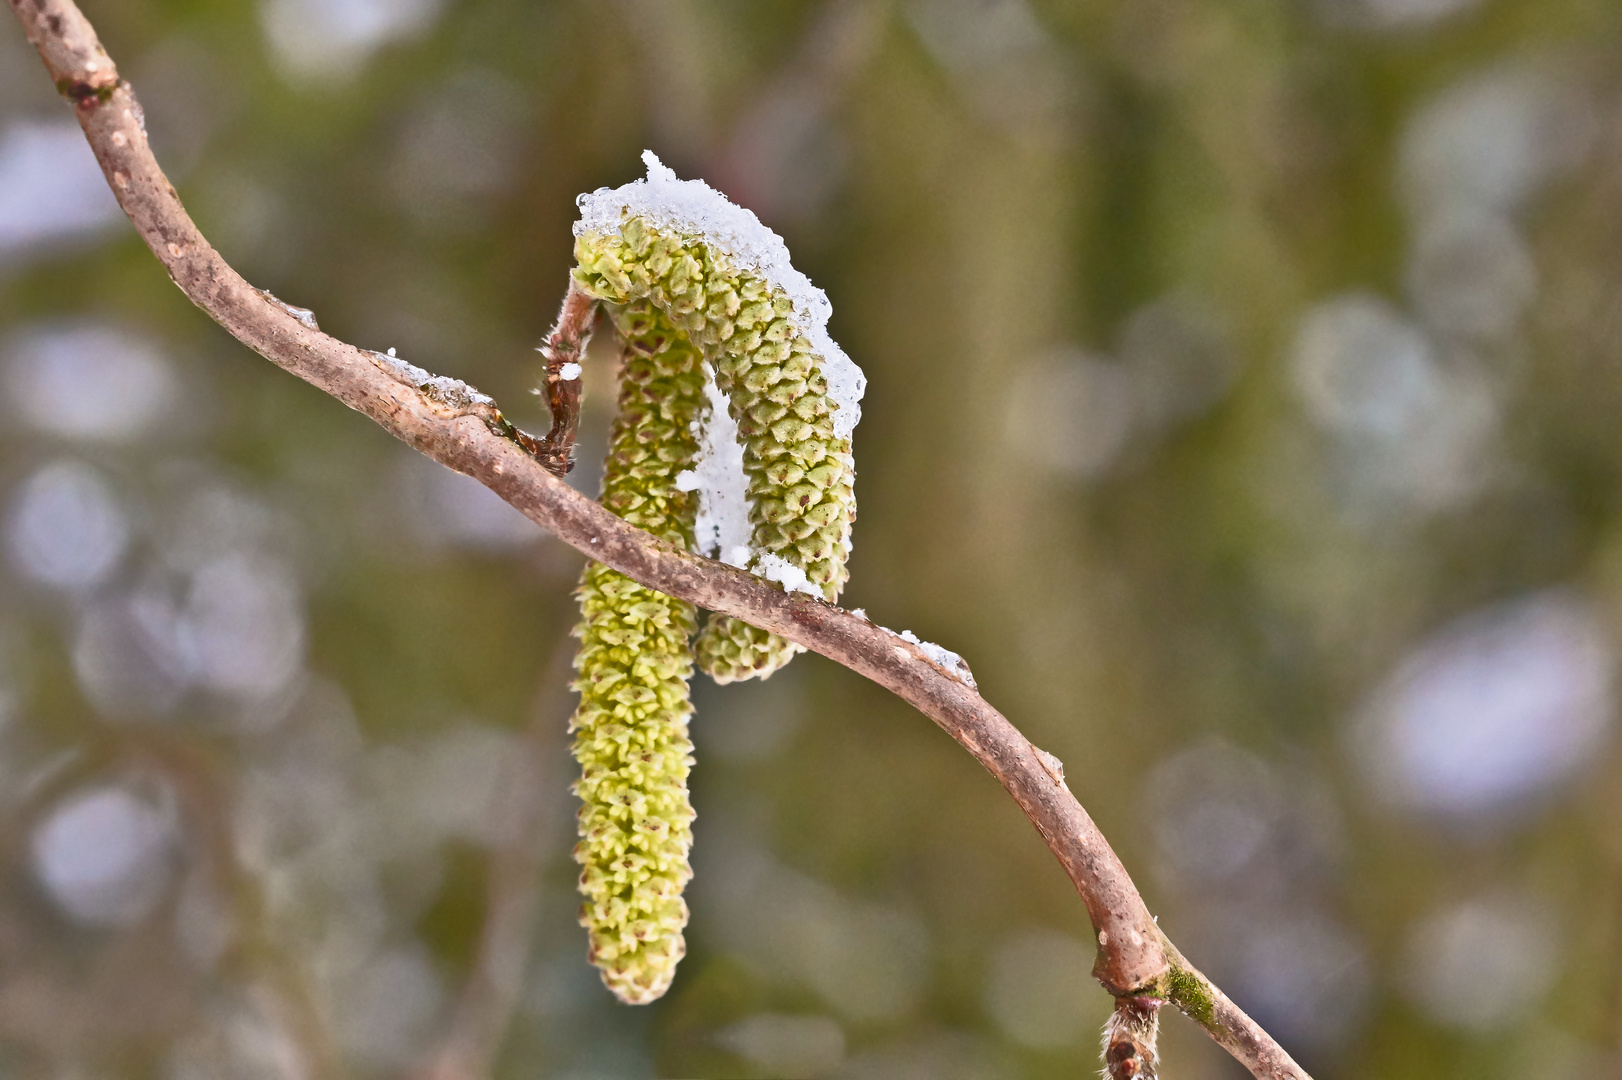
6, 2, 1312, 1076
534, 281, 597, 476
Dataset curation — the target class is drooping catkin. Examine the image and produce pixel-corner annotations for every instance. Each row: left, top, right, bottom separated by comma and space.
571, 155, 861, 684
566, 154, 864, 1003
569, 298, 707, 1004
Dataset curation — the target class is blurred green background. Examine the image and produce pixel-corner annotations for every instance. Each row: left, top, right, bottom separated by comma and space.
4, 0, 1622, 1076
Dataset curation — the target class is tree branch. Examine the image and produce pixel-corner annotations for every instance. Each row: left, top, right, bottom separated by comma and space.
6, 2, 1311, 1075
534, 281, 596, 476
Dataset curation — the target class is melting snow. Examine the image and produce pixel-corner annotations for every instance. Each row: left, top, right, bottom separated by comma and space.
687, 375, 753, 565
894, 628, 976, 688
258, 289, 320, 330
753, 552, 821, 597
576, 151, 866, 439
369, 348, 494, 410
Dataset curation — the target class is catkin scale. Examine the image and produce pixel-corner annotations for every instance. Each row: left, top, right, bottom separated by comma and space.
573, 217, 858, 683
569, 299, 706, 1004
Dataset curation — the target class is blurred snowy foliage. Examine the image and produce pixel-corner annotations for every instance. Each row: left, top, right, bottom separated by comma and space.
2, 1, 1622, 1078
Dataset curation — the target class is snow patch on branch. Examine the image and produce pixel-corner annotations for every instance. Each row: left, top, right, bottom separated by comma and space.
257, 288, 319, 330
894, 628, 977, 688
369, 347, 494, 412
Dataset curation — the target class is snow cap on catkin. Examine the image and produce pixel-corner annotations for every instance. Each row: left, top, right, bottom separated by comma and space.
572, 153, 863, 683
575, 152, 865, 438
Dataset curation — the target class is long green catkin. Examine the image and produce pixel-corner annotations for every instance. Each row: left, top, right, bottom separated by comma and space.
572, 181, 859, 685
569, 298, 707, 1005
566, 153, 864, 1004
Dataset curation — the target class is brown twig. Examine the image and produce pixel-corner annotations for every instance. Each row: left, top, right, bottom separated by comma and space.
6, 3, 1311, 1076
1103, 995, 1161, 1080
534, 281, 597, 476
